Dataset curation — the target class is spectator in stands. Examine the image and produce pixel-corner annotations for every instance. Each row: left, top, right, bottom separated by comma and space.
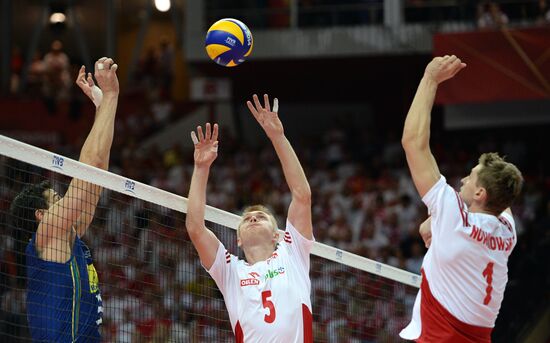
268, 0, 290, 27
27, 52, 46, 98
534, 0, 550, 25
10, 47, 23, 94
477, 1, 509, 29
137, 47, 159, 98
43, 41, 71, 107
158, 38, 174, 100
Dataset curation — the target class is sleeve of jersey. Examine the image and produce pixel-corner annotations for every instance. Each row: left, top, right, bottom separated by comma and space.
283, 220, 315, 273
499, 211, 517, 243
421, 175, 468, 240
203, 242, 234, 295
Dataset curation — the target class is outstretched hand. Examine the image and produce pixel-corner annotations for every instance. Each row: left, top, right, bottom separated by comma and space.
246, 94, 284, 140
424, 55, 466, 85
76, 57, 119, 107
94, 57, 119, 95
76, 65, 103, 107
191, 123, 219, 168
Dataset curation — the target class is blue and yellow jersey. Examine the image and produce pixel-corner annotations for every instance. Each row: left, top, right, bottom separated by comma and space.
26, 234, 102, 342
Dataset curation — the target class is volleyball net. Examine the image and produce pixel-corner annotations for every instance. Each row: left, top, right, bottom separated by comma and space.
0, 135, 420, 342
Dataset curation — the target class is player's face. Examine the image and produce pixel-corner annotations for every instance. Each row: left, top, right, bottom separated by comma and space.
238, 211, 276, 247
35, 188, 61, 222
460, 164, 482, 206
44, 188, 61, 208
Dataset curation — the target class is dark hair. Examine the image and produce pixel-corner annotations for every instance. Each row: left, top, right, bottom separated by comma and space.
10, 180, 52, 237
477, 153, 523, 214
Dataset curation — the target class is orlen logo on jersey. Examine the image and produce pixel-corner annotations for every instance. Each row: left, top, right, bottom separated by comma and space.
241, 272, 260, 287
240, 278, 260, 287
240, 272, 261, 287
265, 267, 285, 281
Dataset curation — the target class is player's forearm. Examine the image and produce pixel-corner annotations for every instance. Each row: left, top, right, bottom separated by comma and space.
270, 135, 311, 202
74, 184, 102, 237
401, 76, 438, 151
79, 93, 118, 170
186, 166, 210, 235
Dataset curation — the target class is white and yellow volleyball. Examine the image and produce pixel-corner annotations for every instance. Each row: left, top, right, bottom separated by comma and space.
205, 18, 253, 67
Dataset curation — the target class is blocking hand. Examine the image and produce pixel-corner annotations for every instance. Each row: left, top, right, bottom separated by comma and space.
424, 55, 466, 85
94, 57, 119, 95
191, 123, 219, 168
76, 65, 103, 107
246, 94, 284, 140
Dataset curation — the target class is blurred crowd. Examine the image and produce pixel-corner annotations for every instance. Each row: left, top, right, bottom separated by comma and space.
1, 113, 548, 342
205, 0, 550, 28
8, 39, 175, 123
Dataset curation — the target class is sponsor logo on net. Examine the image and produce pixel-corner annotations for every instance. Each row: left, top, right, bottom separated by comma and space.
124, 179, 136, 194
52, 155, 64, 170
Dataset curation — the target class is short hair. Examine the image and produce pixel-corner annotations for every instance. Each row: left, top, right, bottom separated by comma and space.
10, 181, 52, 237
237, 205, 278, 235
476, 153, 523, 214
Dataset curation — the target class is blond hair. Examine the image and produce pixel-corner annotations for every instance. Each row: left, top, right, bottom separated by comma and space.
237, 205, 278, 235
477, 152, 523, 214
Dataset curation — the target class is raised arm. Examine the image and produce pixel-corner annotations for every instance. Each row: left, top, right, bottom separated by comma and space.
401, 55, 466, 197
185, 123, 222, 270
36, 58, 119, 255
246, 94, 313, 240
71, 61, 116, 237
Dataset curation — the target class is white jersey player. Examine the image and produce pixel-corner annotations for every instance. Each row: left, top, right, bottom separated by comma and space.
185, 94, 314, 342
400, 55, 523, 342
209, 220, 313, 342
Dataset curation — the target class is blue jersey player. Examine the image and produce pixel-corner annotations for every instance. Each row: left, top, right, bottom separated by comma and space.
10, 57, 119, 342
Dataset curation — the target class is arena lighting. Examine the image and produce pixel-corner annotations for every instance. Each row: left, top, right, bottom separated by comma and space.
154, 0, 171, 12
49, 12, 66, 24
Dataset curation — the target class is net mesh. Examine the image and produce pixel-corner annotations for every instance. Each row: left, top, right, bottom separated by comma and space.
1, 146, 418, 342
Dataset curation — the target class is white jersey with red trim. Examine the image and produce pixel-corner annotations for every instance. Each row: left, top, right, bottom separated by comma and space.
400, 176, 516, 340
206, 220, 314, 343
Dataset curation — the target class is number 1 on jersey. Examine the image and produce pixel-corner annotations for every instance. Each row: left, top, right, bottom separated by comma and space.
262, 290, 276, 323
482, 262, 494, 305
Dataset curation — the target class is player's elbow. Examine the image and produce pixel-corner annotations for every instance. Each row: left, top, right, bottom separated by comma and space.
185, 217, 202, 236
292, 186, 311, 205
401, 134, 416, 149
401, 136, 428, 153
79, 152, 107, 170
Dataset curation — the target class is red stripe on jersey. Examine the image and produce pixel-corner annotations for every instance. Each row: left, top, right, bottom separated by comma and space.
454, 191, 470, 227
284, 232, 292, 243
235, 321, 243, 343
302, 304, 313, 343
419, 269, 492, 342
498, 216, 513, 234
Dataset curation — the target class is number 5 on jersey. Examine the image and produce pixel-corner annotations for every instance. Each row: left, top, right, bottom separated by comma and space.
262, 290, 276, 323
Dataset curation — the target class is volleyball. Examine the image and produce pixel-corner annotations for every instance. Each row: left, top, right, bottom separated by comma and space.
205, 18, 253, 67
